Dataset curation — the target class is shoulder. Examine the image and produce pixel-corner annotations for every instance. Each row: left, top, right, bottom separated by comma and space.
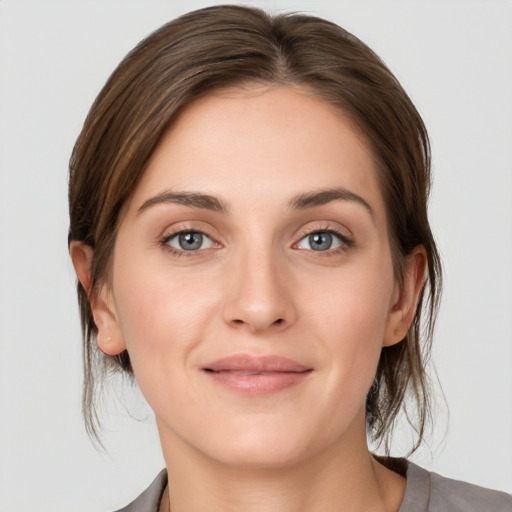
402, 462, 512, 512
428, 468, 512, 512
113, 469, 167, 512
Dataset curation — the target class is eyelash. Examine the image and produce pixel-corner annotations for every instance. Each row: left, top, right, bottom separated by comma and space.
159, 228, 215, 258
158, 225, 354, 257
295, 226, 354, 255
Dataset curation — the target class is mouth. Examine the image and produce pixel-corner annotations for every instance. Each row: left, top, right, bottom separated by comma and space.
202, 354, 313, 395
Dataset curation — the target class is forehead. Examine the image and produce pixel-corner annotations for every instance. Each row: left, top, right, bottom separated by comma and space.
127, 85, 386, 222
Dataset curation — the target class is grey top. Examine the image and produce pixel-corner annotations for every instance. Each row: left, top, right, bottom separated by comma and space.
115, 462, 512, 511
401, 463, 512, 511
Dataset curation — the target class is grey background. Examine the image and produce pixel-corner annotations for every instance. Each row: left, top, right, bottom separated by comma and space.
0, 1, 511, 510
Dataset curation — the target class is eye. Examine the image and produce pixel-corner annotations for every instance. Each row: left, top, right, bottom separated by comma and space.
166, 231, 214, 251
296, 231, 344, 251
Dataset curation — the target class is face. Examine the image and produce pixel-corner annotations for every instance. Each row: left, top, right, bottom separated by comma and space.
92, 85, 420, 468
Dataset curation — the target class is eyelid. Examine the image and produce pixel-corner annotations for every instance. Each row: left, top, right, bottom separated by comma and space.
158, 220, 218, 243
292, 223, 354, 252
166, 231, 214, 251
293, 222, 352, 242
296, 231, 342, 250
158, 224, 222, 256
156, 221, 353, 256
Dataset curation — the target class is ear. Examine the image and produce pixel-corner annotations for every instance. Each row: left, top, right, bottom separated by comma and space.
383, 245, 427, 347
69, 241, 126, 356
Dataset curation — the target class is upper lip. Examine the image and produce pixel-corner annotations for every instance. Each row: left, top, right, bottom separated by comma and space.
204, 354, 311, 373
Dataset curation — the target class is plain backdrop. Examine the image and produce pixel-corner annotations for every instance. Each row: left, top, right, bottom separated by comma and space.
0, 1, 511, 510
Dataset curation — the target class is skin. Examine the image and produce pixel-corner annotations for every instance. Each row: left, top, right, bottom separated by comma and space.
72, 85, 426, 512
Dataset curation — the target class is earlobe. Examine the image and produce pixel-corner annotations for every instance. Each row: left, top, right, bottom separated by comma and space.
383, 246, 427, 347
96, 326, 126, 356
69, 241, 126, 356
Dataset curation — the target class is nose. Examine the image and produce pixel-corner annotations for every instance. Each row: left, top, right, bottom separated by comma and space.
222, 246, 296, 334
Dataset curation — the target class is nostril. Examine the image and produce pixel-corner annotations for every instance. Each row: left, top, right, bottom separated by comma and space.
273, 318, 284, 325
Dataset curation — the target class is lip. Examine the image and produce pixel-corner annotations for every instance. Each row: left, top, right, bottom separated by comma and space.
202, 354, 313, 395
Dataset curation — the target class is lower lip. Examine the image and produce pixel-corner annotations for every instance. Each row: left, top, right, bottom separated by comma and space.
204, 370, 312, 395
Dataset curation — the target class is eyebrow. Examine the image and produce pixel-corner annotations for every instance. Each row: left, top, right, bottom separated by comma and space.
137, 187, 374, 219
288, 188, 374, 220
137, 191, 229, 215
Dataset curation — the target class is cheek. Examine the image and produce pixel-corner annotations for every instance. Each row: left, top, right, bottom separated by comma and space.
111, 258, 221, 387
304, 256, 395, 381
310, 259, 394, 341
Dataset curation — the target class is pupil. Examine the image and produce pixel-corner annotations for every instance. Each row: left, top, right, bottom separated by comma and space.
310, 232, 332, 251
179, 232, 202, 250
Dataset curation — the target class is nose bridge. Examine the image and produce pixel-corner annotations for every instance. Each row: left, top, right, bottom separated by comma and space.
223, 236, 294, 332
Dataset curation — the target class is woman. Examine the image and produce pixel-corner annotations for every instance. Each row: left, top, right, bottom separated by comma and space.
68, 5, 512, 511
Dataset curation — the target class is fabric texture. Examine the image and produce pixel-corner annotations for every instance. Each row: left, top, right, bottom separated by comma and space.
115, 469, 167, 512
398, 463, 512, 512
114, 462, 512, 512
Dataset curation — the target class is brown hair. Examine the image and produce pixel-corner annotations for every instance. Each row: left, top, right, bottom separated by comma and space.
68, 4, 442, 452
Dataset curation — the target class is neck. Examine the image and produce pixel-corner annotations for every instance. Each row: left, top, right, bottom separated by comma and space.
157, 416, 406, 512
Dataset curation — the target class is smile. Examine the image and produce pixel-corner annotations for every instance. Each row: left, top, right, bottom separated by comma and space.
203, 355, 313, 395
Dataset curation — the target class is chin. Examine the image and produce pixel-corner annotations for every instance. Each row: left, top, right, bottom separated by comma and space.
195, 417, 328, 470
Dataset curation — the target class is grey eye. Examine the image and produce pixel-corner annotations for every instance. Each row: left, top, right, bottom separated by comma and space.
297, 231, 342, 251
168, 232, 213, 251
